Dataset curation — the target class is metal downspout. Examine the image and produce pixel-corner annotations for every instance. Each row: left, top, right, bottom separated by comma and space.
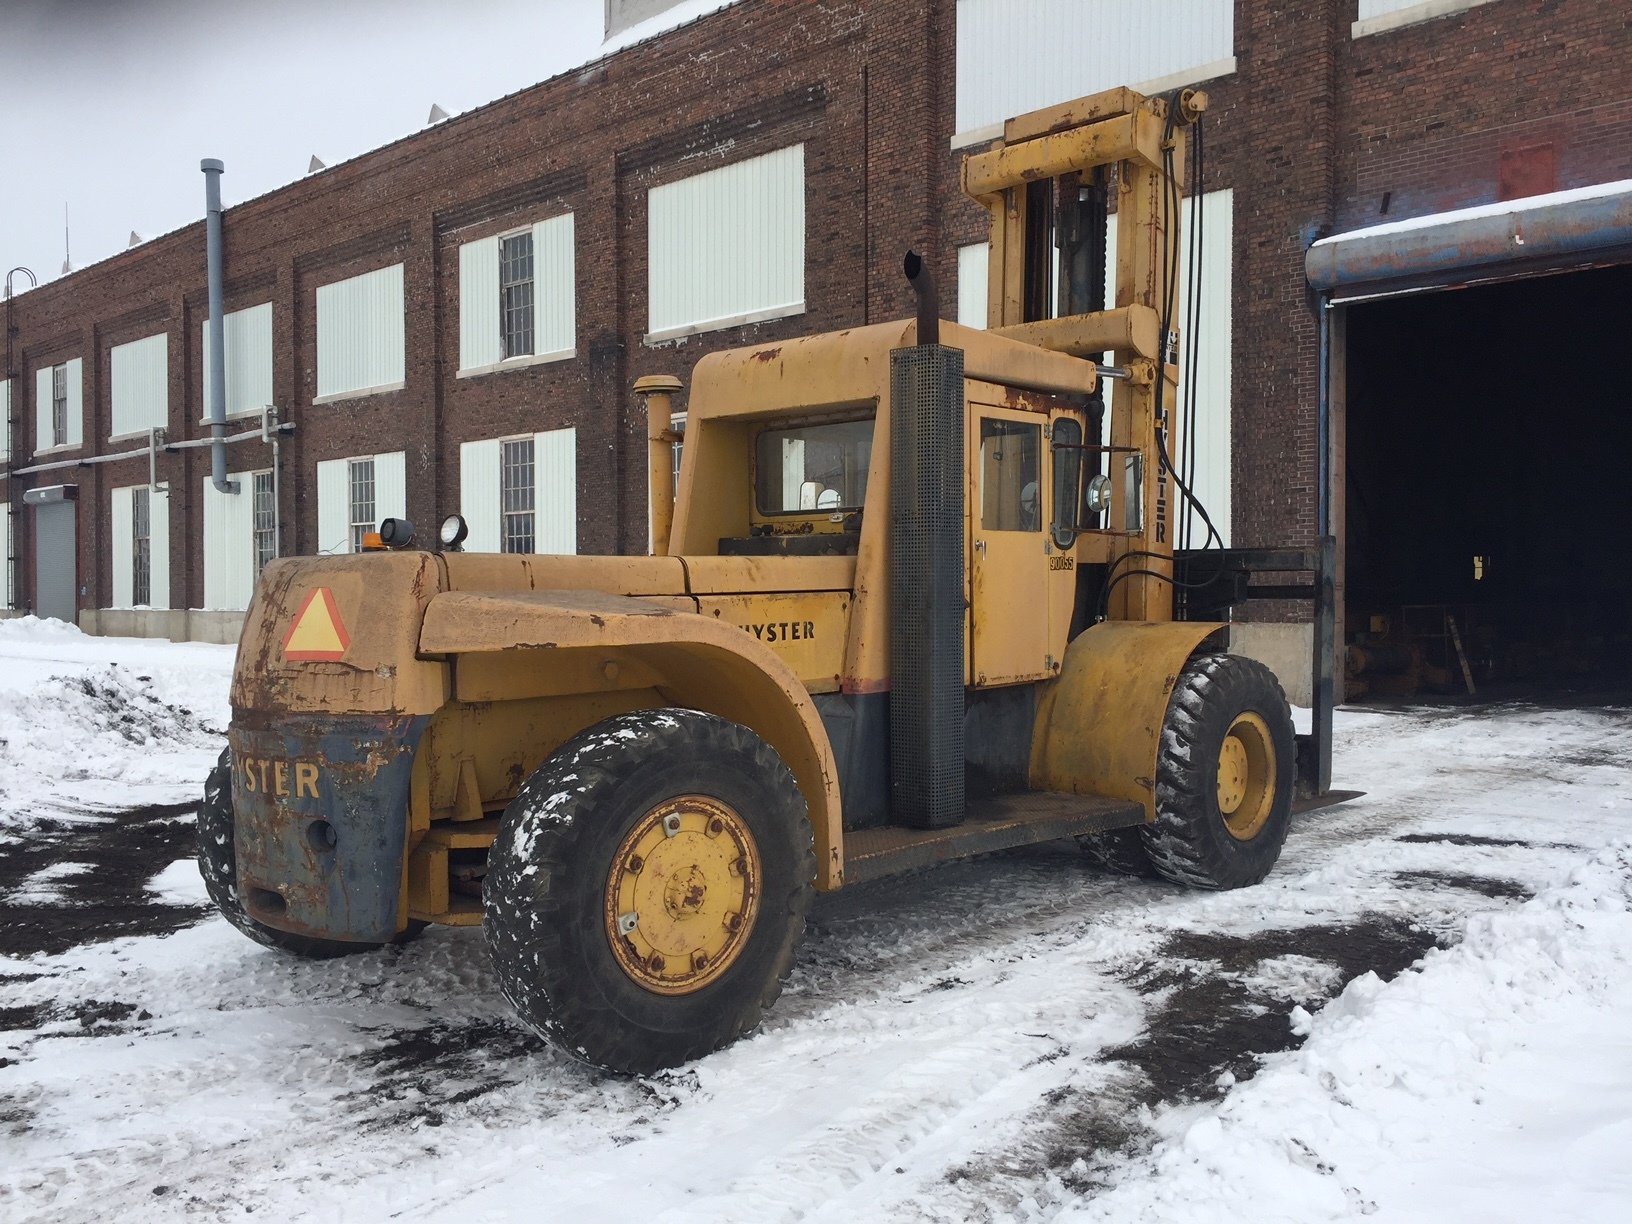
1311, 295, 1335, 795
201, 160, 237, 495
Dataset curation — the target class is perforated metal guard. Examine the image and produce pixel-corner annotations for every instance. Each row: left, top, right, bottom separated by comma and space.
889, 345, 965, 829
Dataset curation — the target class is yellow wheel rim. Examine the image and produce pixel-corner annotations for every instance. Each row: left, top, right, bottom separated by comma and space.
1216, 712, 1276, 841
604, 795, 760, 996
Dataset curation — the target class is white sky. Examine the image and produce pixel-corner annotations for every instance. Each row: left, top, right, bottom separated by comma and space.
0, 0, 674, 294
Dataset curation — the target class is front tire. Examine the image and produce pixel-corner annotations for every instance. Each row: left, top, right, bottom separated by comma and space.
1141, 653, 1296, 890
196, 749, 391, 958
484, 709, 815, 1074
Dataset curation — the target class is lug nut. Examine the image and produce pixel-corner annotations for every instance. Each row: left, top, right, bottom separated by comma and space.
708, 817, 724, 835
693, 952, 708, 970
725, 912, 742, 932
648, 954, 665, 973
626, 854, 643, 873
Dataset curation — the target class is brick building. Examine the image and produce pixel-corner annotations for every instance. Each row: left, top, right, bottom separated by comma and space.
3, 0, 1629, 693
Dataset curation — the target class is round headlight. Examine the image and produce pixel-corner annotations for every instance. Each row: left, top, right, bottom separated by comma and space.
1085, 473, 1113, 516
378, 517, 416, 549
439, 514, 469, 549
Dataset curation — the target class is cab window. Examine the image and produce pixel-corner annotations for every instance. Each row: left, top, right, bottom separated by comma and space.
979, 418, 1041, 532
755, 419, 874, 514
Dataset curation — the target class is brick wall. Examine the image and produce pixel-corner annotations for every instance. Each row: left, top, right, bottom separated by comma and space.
2, 0, 1629, 623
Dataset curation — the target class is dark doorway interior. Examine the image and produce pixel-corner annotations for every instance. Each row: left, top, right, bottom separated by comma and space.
1345, 263, 1632, 699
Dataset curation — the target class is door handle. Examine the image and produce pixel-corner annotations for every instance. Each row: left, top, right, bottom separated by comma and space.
973, 539, 986, 555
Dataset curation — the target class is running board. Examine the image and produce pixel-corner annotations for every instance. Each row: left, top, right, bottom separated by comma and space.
842, 791, 1143, 886
1292, 788, 1365, 815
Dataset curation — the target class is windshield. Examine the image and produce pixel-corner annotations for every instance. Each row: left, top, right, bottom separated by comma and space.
755, 418, 874, 514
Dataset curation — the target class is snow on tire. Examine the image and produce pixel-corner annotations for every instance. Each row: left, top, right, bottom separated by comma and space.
484, 708, 815, 1075
1140, 653, 1296, 891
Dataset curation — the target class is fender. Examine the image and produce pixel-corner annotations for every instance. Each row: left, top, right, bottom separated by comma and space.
419, 589, 846, 889
1030, 620, 1228, 819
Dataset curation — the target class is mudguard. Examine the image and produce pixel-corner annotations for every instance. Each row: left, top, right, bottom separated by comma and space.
1029, 620, 1227, 819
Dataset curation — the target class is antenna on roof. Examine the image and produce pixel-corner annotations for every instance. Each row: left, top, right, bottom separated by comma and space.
61, 204, 72, 275
308, 155, 327, 173
427, 103, 449, 124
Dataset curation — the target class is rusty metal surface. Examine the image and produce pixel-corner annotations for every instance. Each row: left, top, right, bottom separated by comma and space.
229, 714, 426, 943
842, 790, 1142, 885
1030, 619, 1227, 819
1305, 184, 1632, 294
231, 551, 449, 717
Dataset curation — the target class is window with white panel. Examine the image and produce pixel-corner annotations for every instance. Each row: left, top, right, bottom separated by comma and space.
110, 332, 168, 439
458, 213, 577, 375
202, 470, 268, 610
1, 378, 11, 463
459, 428, 576, 555
647, 144, 805, 342
1354, 0, 1499, 37
954, 0, 1234, 142
315, 451, 406, 554
315, 264, 405, 401
34, 359, 83, 453
110, 482, 171, 610
201, 303, 274, 420
957, 243, 990, 330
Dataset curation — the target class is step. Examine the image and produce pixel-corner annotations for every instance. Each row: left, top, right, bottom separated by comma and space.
841, 791, 1144, 886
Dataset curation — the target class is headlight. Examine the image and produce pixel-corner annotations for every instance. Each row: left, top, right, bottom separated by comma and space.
439, 514, 469, 549
1085, 473, 1112, 515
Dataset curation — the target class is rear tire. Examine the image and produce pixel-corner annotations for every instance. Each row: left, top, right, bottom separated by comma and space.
484, 709, 815, 1075
1141, 653, 1295, 890
197, 748, 405, 959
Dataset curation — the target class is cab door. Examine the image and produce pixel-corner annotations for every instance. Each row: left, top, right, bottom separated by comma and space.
968, 403, 1050, 685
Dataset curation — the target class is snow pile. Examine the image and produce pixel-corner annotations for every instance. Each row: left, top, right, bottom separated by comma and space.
0, 618, 232, 823
1066, 841, 1632, 1222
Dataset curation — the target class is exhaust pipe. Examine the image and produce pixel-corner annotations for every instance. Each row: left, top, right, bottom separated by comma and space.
201, 159, 236, 495
903, 250, 939, 347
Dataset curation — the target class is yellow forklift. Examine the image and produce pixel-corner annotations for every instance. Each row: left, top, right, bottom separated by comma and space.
199, 86, 1346, 1073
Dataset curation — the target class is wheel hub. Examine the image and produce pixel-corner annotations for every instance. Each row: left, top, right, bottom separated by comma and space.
605, 796, 760, 995
1216, 712, 1276, 841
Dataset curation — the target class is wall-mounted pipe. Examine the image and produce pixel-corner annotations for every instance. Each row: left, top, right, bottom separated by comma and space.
903, 250, 939, 347
201, 159, 237, 494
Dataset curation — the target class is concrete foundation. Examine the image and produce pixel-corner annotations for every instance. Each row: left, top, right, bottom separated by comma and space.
80, 608, 247, 645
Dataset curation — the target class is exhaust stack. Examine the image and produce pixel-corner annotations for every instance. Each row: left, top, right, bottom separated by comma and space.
201, 159, 236, 494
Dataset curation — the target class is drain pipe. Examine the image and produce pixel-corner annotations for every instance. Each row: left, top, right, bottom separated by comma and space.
201, 160, 237, 495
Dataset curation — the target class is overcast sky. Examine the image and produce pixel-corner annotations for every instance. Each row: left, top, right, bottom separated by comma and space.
0, 0, 671, 294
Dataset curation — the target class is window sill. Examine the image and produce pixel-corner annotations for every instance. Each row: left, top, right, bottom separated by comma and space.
1352, 0, 1498, 37
31, 444, 81, 458
949, 57, 1238, 150
312, 381, 406, 407
644, 302, 806, 347
456, 348, 576, 380
108, 430, 166, 446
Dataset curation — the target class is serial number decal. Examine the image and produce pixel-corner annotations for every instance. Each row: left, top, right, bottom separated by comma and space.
1049, 556, 1076, 571
238, 755, 322, 800
747, 620, 817, 644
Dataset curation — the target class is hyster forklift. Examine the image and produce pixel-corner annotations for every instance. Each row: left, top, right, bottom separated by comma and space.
199, 86, 1344, 1073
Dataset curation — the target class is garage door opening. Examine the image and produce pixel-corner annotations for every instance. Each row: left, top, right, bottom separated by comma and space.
1343, 263, 1632, 701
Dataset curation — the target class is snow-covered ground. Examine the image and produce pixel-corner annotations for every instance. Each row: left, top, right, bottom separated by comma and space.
1, 619, 1629, 1222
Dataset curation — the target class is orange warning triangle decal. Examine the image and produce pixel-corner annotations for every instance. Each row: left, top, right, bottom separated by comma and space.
282, 587, 351, 662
